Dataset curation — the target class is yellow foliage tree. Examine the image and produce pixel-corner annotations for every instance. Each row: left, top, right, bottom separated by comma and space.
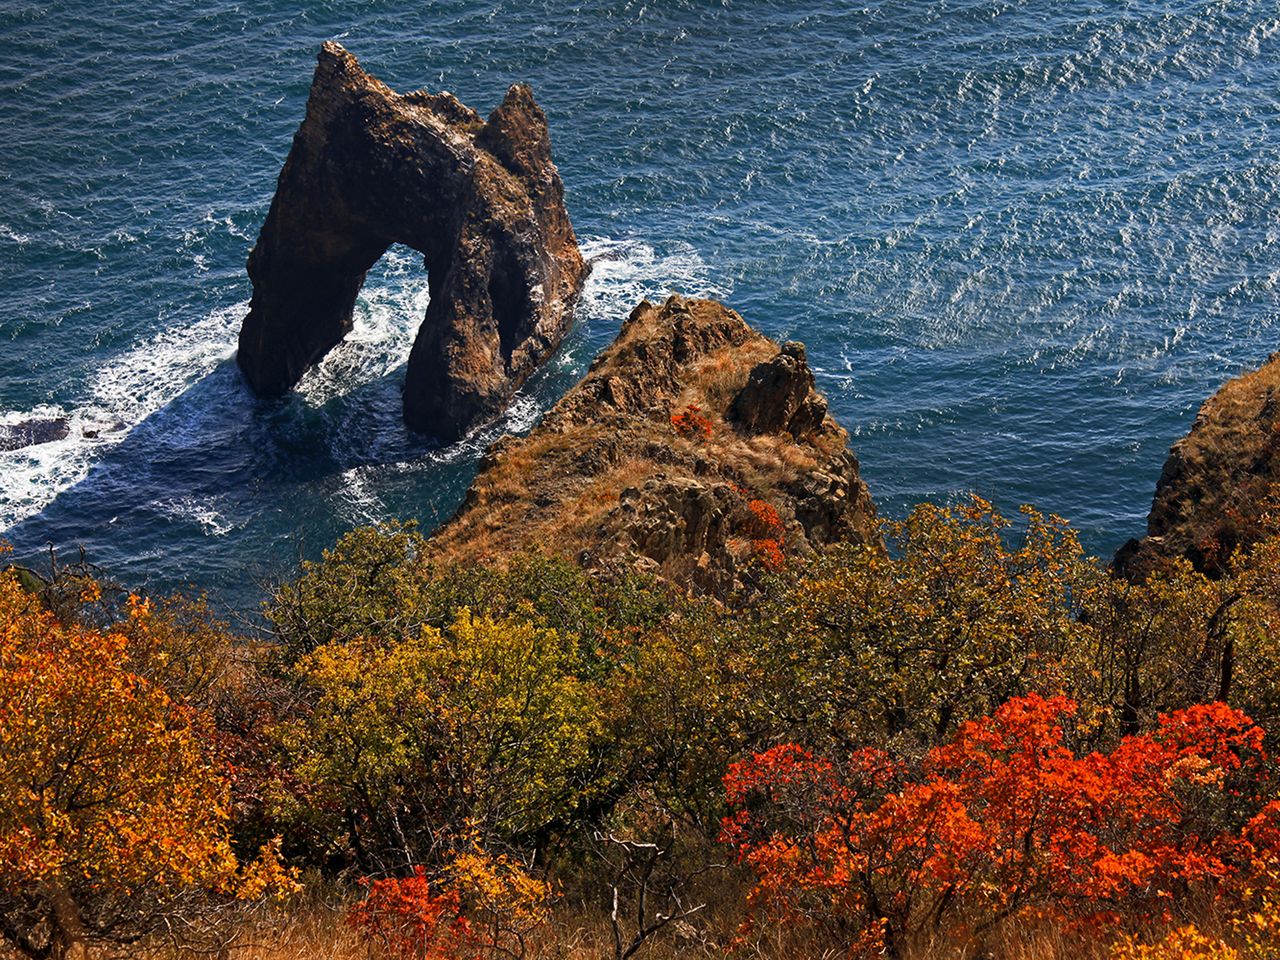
277, 609, 600, 872
0, 568, 293, 959
447, 841, 551, 958
1110, 926, 1240, 960
748, 497, 1096, 750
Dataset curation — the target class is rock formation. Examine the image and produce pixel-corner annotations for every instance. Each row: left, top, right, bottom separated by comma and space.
237, 42, 587, 441
0, 418, 69, 452
429, 295, 878, 595
1115, 353, 1280, 580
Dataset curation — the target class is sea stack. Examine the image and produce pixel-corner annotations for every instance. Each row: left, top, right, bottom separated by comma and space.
1116, 353, 1280, 579
429, 295, 879, 596
237, 42, 587, 441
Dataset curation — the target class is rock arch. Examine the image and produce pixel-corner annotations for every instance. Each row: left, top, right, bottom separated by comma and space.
236, 42, 588, 441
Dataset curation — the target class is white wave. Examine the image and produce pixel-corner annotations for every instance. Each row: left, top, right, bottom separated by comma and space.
500, 392, 543, 435
331, 465, 387, 526
0, 225, 33, 245
91, 303, 242, 424
296, 246, 430, 405
0, 302, 244, 531
577, 236, 728, 324
154, 495, 237, 537
0, 236, 722, 532
0, 246, 430, 531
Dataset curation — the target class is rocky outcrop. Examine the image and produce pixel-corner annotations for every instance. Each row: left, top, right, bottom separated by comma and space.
429, 295, 878, 595
0, 418, 69, 452
237, 42, 587, 441
729, 342, 828, 438
1115, 353, 1280, 580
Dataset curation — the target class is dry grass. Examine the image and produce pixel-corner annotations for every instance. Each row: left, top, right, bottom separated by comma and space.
684, 339, 774, 410
0, 862, 1229, 960
50, 899, 1232, 960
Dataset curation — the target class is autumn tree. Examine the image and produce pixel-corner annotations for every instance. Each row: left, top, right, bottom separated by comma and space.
0, 568, 294, 959
347, 866, 476, 960
723, 694, 1272, 959
1083, 536, 1280, 739
266, 523, 673, 662
744, 497, 1097, 751
275, 609, 601, 873
348, 845, 551, 960
445, 843, 552, 959
264, 526, 743, 866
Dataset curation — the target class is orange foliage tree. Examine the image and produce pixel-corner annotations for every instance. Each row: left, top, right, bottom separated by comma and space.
0, 568, 293, 959
723, 694, 1272, 959
670, 404, 713, 441
746, 498, 785, 572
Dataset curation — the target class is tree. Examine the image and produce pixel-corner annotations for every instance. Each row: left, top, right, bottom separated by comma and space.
348, 845, 551, 960
0, 569, 291, 959
266, 523, 673, 664
347, 866, 475, 960
276, 609, 601, 872
723, 694, 1271, 959
745, 497, 1096, 752
1080, 532, 1280, 741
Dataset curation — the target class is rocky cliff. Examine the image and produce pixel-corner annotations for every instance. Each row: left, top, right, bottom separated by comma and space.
429, 295, 878, 594
237, 42, 587, 441
1116, 353, 1280, 579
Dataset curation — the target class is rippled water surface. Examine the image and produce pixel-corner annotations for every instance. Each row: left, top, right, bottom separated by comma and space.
2, 1, 1278, 609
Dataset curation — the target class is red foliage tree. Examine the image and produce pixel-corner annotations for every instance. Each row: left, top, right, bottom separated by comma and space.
723, 695, 1270, 958
348, 867, 476, 960
670, 404, 713, 441
745, 498, 785, 571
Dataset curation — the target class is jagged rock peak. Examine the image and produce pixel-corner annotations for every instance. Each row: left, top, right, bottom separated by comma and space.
1115, 352, 1280, 580
236, 41, 588, 441
429, 295, 878, 596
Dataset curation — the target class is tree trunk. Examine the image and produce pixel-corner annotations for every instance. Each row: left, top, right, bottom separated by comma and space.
46, 885, 86, 960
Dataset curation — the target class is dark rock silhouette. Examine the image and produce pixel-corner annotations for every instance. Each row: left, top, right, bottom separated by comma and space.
1116, 352, 1280, 580
237, 42, 587, 441
730, 341, 829, 439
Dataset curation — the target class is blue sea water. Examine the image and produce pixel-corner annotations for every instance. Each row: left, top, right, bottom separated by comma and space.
1, 1, 1278, 611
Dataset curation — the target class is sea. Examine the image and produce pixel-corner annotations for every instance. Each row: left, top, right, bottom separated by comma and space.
1, 0, 1278, 612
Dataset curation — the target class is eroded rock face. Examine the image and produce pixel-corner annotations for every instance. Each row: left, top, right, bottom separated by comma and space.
237, 42, 587, 441
1115, 353, 1280, 580
430, 295, 878, 596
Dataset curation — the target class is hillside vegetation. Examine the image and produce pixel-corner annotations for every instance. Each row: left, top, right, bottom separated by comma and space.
5, 495, 1280, 959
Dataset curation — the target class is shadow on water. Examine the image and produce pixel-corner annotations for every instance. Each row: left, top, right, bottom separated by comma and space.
2, 355, 475, 606
0, 237, 699, 610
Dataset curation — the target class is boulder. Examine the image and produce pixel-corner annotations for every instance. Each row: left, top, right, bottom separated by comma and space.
730, 340, 828, 438
0, 418, 70, 452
